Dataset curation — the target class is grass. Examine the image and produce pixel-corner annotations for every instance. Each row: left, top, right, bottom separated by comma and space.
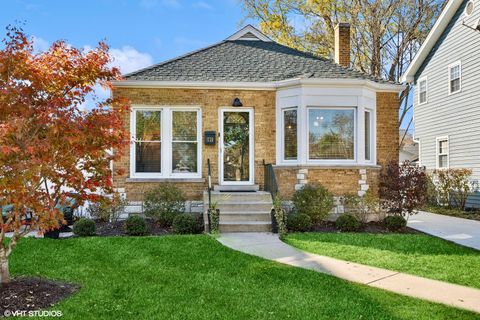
284, 233, 480, 289
422, 204, 480, 221
6, 235, 479, 319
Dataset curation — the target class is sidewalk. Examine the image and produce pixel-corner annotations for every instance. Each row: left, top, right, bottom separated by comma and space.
218, 232, 480, 314
408, 211, 480, 250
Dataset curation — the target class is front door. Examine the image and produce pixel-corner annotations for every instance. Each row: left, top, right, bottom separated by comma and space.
219, 108, 254, 185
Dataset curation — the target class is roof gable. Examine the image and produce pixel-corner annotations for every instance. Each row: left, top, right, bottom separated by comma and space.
226, 25, 272, 42
401, 0, 464, 82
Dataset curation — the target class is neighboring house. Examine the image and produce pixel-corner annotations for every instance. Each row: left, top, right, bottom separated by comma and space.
399, 130, 419, 164
401, 0, 480, 208
112, 24, 403, 231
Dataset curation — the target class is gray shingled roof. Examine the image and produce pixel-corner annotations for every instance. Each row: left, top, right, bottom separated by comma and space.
125, 40, 390, 83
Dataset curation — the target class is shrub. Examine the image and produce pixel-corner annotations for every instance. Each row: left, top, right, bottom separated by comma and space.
87, 192, 127, 223
384, 215, 407, 231
172, 214, 198, 234
336, 214, 361, 232
343, 190, 381, 223
273, 195, 287, 237
431, 168, 476, 210
287, 213, 312, 232
379, 161, 428, 217
124, 215, 148, 236
73, 218, 96, 236
292, 184, 334, 223
143, 184, 185, 227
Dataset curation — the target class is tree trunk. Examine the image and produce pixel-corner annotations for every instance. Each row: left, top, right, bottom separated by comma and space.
0, 254, 10, 285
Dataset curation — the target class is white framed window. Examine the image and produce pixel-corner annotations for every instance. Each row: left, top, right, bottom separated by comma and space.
130, 106, 202, 179
418, 77, 427, 104
282, 108, 298, 161
436, 136, 449, 169
449, 61, 461, 94
307, 107, 356, 161
364, 110, 372, 162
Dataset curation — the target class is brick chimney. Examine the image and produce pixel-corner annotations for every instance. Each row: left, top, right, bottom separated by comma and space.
334, 23, 351, 68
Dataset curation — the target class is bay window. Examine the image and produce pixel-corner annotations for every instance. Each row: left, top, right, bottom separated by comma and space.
365, 110, 372, 161
308, 108, 355, 160
131, 107, 201, 178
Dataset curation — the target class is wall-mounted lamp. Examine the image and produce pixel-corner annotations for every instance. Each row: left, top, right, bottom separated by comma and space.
232, 97, 243, 107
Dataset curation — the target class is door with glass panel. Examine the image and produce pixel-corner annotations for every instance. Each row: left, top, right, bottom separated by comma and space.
219, 109, 254, 185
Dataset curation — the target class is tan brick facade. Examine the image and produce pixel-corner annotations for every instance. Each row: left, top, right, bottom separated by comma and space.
112, 87, 399, 202
112, 87, 276, 201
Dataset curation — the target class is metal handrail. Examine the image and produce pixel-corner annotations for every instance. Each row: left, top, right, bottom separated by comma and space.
206, 158, 212, 233
263, 159, 279, 233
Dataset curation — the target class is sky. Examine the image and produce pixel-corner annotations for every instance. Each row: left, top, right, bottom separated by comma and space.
2, 0, 251, 75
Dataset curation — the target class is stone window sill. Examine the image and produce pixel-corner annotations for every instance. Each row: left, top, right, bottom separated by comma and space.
126, 178, 205, 183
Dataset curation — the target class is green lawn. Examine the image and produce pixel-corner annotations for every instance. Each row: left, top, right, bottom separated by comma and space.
8, 235, 478, 319
284, 233, 480, 289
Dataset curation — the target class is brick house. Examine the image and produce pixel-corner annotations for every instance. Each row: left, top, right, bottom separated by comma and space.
112, 25, 402, 231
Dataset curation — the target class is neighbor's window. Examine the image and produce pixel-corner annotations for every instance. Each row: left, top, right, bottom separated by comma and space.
283, 108, 297, 160
437, 137, 449, 169
365, 110, 371, 161
132, 107, 201, 178
449, 62, 461, 94
172, 111, 198, 173
135, 110, 162, 173
419, 78, 427, 104
308, 108, 355, 160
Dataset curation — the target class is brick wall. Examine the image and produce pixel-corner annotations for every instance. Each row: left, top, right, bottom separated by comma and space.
376, 91, 400, 166
334, 23, 351, 68
112, 87, 276, 201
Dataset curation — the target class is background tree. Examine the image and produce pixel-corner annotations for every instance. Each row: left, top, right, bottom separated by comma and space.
241, 0, 446, 137
0, 26, 129, 284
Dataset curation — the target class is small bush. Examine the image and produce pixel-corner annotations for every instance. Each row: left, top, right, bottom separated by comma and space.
343, 191, 382, 223
143, 184, 185, 228
87, 192, 127, 223
292, 184, 334, 223
431, 168, 476, 210
380, 161, 428, 217
172, 214, 198, 234
73, 218, 96, 236
273, 195, 287, 237
287, 213, 312, 232
336, 214, 361, 232
124, 215, 148, 236
384, 215, 407, 231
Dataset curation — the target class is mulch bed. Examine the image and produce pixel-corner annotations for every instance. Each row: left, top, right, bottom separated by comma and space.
311, 221, 420, 234
0, 277, 78, 316
95, 220, 170, 237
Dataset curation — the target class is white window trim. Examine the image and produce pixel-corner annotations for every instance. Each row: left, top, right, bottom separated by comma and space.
281, 107, 298, 162
418, 76, 428, 105
130, 105, 202, 179
448, 61, 462, 95
306, 106, 357, 164
436, 136, 449, 169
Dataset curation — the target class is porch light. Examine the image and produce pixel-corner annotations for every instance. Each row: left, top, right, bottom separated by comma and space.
232, 97, 243, 107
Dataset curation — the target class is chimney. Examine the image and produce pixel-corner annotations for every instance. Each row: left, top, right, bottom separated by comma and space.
334, 23, 351, 68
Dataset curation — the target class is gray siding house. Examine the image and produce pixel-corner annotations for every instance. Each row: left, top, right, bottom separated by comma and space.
401, 0, 480, 206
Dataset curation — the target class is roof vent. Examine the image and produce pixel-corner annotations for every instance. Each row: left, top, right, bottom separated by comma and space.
465, 0, 474, 16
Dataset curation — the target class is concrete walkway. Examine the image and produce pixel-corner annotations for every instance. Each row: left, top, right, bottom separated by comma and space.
218, 232, 480, 314
408, 211, 480, 250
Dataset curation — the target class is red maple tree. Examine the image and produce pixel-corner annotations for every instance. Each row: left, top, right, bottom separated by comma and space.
0, 26, 129, 284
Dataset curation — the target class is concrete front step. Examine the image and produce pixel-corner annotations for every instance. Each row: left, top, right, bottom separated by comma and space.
219, 221, 271, 232
203, 190, 273, 232
216, 201, 273, 213
209, 191, 272, 202
220, 212, 271, 222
